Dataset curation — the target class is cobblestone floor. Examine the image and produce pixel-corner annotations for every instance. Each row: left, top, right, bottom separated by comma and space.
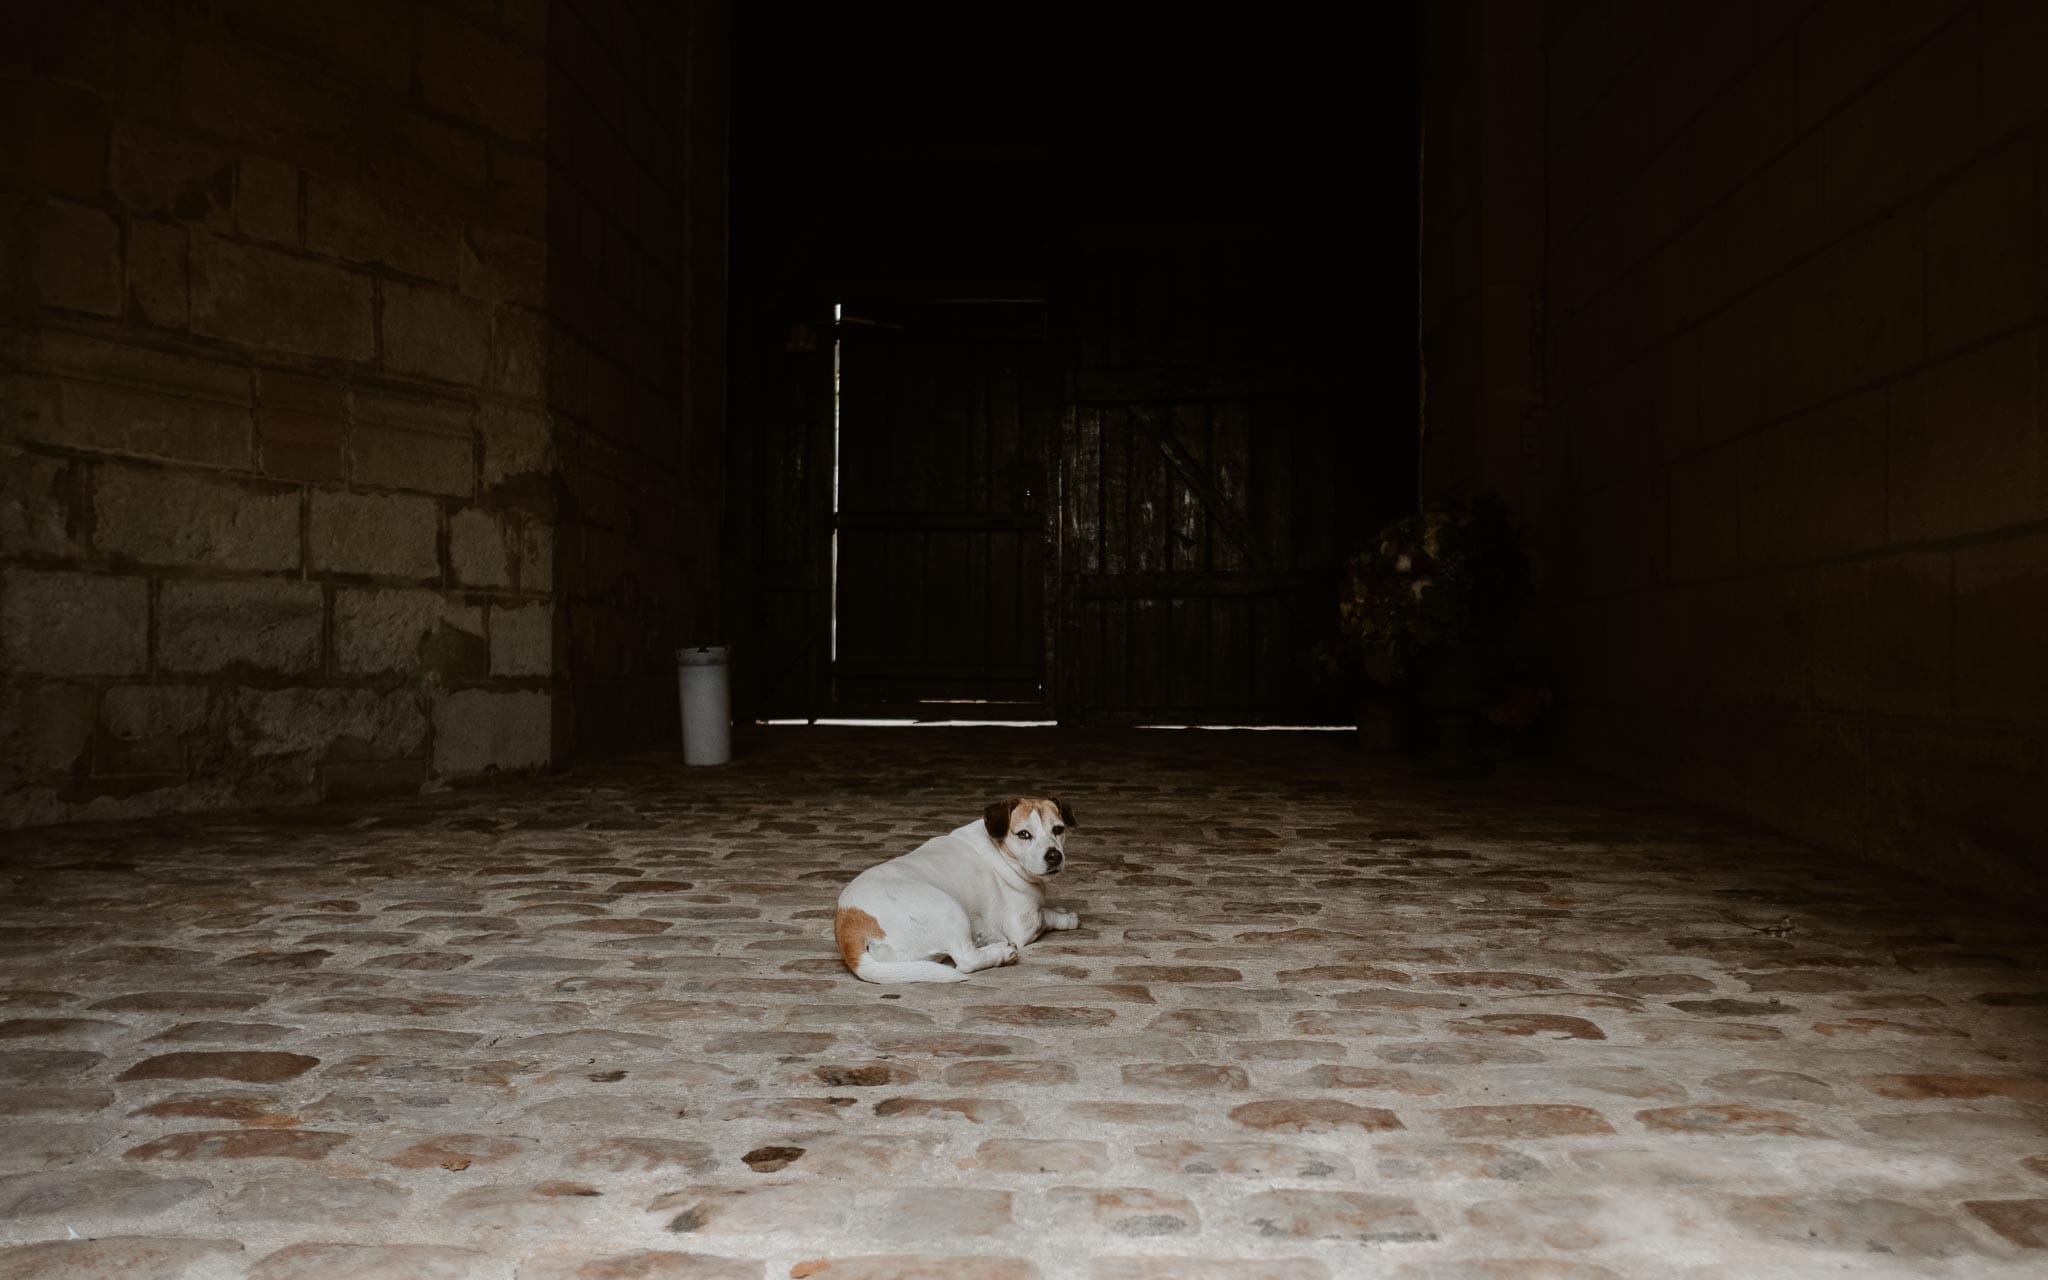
1, 727, 2045, 1280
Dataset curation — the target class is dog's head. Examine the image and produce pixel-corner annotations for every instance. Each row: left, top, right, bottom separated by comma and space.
982, 795, 1077, 878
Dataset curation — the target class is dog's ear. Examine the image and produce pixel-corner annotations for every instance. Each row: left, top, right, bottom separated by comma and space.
984, 799, 1015, 842
1051, 794, 1077, 829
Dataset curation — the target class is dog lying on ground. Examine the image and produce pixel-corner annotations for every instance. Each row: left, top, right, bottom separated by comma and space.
835, 796, 1080, 983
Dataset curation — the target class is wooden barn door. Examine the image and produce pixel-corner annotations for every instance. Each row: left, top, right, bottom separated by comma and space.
832, 300, 1054, 715
1058, 234, 1360, 724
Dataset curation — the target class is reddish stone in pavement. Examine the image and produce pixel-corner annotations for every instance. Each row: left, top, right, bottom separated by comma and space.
1387, 1263, 1623, 1279
813, 1062, 916, 1087
1702, 1070, 1832, 1104
1667, 999, 1792, 1017
1595, 974, 1713, 996
1112, 965, 1241, 983
1145, 1008, 1262, 1036
873, 1097, 1027, 1125
720, 1097, 856, 1114
294, 995, 480, 1017
1812, 1018, 1966, 1038
384, 1134, 539, 1170
787, 1258, 1037, 1280
1230, 1099, 1404, 1134
1432, 972, 1565, 991
1438, 1105, 1614, 1139
225, 948, 332, 969
1121, 1062, 1249, 1091
945, 1059, 1077, 1087
0, 1018, 126, 1042
1865, 1073, 2048, 1102
1634, 1019, 1782, 1043
515, 1250, 762, 1279
742, 1145, 805, 1172
549, 918, 673, 935
1451, 1014, 1605, 1040
0, 1236, 244, 1280
1559, 1066, 1685, 1102
1964, 1199, 2048, 1248
1088, 1262, 1329, 1280
1289, 1066, 1449, 1094
148, 1021, 297, 1045
963, 1006, 1116, 1029
117, 1051, 318, 1083
0, 1050, 102, 1079
1636, 1104, 1826, 1137
869, 1033, 1040, 1058
1067, 1101, 1196, 1126
1737, 969, 1868, 993
1277, 965, 1412, 984
1376, 1042, 1544, 1065
125, 1130, 350, 1161
620, 1000, 769, 1024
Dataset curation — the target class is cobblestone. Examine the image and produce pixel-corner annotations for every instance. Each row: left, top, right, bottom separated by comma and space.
1, 727, 2044, 1277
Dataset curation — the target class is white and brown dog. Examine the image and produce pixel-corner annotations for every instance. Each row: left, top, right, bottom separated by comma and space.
834, 796, 1080, 983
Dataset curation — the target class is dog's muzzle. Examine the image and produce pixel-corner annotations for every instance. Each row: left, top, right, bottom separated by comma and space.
1044, 849, 1063, 873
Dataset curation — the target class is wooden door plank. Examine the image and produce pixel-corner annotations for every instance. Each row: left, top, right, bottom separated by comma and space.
1069, 406, 1102, 576
1128, 404, 1273, 577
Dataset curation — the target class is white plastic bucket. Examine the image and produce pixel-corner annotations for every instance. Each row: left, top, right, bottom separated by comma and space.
676, 645, 731, 765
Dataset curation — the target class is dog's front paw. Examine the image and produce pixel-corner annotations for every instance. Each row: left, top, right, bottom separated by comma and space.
991, 941, 1021, 967
1043, 908, 1079, 931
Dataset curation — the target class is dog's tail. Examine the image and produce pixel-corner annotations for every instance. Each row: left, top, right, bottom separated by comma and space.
850, 956, 970, 984
836, 904, 969, 983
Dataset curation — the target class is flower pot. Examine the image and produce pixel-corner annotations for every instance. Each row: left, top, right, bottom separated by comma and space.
1412, 642, 1493, 779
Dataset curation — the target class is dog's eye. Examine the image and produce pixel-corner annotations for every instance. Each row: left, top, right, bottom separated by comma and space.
1052, 825, 1065, 836
1015, 830, 1033, 841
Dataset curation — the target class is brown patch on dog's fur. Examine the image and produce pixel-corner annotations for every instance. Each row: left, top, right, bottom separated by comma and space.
835, 906, 886, 972
984, 799, 1020, 842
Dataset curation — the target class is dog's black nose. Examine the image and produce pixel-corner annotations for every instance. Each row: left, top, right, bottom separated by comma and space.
1045, 849, 1063, 869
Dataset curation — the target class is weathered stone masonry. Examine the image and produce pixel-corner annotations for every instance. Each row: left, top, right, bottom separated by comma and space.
0, 1, 561, 824
0, 0, 718, 826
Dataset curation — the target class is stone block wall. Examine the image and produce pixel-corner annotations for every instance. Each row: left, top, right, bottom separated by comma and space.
1, 1, 557, 824
1534, 1, 2048, 899
546, 0, 698, 761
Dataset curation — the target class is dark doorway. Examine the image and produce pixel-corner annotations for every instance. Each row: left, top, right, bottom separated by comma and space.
727, 2, 1420, 725
833, 299, 1055, 715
